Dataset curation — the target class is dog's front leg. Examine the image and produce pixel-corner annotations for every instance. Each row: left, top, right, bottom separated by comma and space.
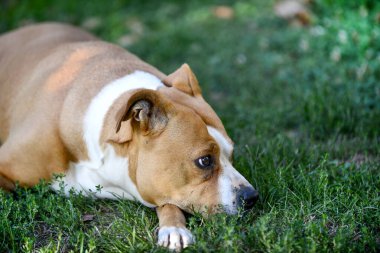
156, 204, 194, 250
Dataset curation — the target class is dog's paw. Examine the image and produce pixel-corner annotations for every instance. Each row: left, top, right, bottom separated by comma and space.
157, 226, 194, 251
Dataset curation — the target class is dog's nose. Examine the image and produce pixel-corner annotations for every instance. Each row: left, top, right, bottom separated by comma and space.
237, 186, 259, 210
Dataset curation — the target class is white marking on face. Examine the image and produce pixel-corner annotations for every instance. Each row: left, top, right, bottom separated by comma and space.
207, 126, 253, 214
52, 71, 162, 207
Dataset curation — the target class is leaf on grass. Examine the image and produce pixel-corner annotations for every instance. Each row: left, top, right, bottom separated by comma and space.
117, 34, 139, 47
82, 214, 95, 222
274, 0, 311, 26
81, 17, 101, 30
213, 6, 234, 20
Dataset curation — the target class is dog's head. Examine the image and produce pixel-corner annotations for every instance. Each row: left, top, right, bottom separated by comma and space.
105, 64, 258, 215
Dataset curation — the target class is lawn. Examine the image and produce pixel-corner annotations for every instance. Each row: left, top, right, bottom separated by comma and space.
1, 0, 379, 252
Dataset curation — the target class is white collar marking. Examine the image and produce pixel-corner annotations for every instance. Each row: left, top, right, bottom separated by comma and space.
83, 70, 163, 169
52, 71, 162, 207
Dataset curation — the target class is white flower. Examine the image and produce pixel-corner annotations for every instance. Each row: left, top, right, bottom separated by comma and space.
338, 30, 348, 44
299, 38, 309, 52
310, 26, 326, 36
330, 47, 341, 62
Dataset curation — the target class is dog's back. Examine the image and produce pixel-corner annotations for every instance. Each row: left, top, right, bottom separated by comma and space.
0, 23, 97, 140
0, 23, 166, 187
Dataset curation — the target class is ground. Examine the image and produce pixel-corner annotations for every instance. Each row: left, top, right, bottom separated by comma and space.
0, 0, 379, 252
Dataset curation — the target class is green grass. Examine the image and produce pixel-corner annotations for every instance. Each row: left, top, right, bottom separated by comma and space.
1, 0, 380, 252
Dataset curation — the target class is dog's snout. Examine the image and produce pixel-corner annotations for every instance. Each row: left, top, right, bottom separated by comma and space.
237, 186, 259, 210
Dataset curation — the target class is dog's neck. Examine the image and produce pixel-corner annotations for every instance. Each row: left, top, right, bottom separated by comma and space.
84, 71, 164, 168
51, 71, 163, 205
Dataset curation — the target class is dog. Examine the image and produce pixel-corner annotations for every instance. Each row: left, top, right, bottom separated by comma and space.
0, 23, 258, 250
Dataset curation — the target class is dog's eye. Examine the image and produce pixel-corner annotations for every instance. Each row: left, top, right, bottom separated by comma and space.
195, 155, 214, 169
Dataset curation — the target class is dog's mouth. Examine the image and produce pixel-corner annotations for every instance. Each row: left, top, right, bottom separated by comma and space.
219, 185, 259, 215
175, 185, 259, 216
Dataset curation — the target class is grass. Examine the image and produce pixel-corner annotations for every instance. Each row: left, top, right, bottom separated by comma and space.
1, 0, 380, 252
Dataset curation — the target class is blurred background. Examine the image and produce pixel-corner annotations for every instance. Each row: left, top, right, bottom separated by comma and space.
1, 0, 379, 143
1, 1, 379, 252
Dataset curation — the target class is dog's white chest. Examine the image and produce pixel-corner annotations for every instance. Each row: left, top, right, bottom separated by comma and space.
51, 146, 154, 207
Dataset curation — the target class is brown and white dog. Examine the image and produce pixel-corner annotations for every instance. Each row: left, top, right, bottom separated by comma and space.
0, 23, 258, 250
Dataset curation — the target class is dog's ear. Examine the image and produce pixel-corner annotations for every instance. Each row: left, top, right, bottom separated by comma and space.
163, 63, 202, 97
107, 89, 169, 144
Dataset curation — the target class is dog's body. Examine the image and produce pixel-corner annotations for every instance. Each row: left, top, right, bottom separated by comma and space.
0, 23, 258, 250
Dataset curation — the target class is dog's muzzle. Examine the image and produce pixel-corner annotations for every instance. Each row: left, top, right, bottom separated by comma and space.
237, 185, 259, 210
